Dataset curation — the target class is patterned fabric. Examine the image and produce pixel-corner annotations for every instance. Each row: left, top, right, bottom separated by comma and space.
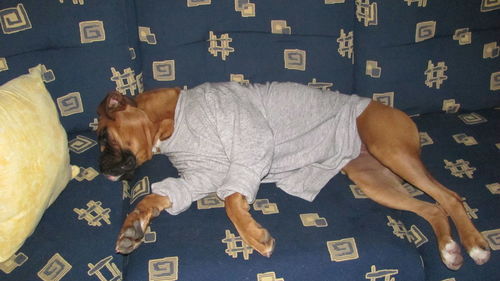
0, 0, 140, 132
0, 0, 499, 281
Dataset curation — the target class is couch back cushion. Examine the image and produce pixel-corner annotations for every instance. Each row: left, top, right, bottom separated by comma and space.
135, 0, 357, 94
0, 0, 141, 132
354, 0, 500, 115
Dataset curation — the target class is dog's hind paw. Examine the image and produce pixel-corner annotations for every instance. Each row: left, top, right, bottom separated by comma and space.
441, 240, 463, 271
469, 246, 490, 265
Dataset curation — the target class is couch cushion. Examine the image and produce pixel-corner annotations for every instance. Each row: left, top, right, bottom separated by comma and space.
402, 108, 500, 281
123, 155, 426, 281
0, 0, 141, 132
354, 0, 500, 115
135, 0, 356, 93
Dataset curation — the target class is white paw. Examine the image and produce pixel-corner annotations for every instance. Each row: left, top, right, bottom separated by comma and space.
441, 240, 463, 271
469, 246, 490, 265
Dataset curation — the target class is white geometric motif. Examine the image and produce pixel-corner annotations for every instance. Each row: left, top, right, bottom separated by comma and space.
415, 21, 436, 42
187, 0, 211, 7
235, 0, 256, 17
284, 49, 306, 71
337, 29, 354, 60
68, 135, 97, 154
483, 42, 499, 59
442, 99, 461, 113
308, 78, 333, 91
110, 67, 138, 96
491, 71, 500, 91
365, 265, 399, 281
444, 159, 476, 179
138, 26, 157, 45
37, 253, 72, 281
57, 92, 84, 117
0, 4, 32, 34
326, 237, 359, 262
355, 0, 378, 27
0, 58, 8, 72
458, 112, 487, 125
372, 92, 394, 107
222, 230, 254, 260
452, 133, 478, 146
87, 256, 122, 281
404, 0, 428, 7
79, 20, 105, 44
453, 28, 472, 45
153, 60, 176, 82
424, 60, 447, 89
148, 256, 178, 281
480, 0, 500, 12
208, 31, 235, 61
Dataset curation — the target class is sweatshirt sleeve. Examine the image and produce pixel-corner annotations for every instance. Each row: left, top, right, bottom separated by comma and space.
151, 171, 218, 215
205, 85, 274, 204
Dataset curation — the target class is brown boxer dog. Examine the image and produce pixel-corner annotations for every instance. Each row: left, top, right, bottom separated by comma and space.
96, 88, 490, 270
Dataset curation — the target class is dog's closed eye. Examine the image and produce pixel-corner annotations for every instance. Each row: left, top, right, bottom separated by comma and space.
121, 154, 136, 170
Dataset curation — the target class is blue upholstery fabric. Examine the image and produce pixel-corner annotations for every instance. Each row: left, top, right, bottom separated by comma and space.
0, 0, 141, 132
354, 0, 500, 114
0, 1, 499, 281
135, 1, 357, 93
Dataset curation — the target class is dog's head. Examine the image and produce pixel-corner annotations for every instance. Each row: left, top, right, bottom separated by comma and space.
96, 90, 177, 181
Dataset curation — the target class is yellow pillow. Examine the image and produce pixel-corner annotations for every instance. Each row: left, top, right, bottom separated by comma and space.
0, 66, 75, 262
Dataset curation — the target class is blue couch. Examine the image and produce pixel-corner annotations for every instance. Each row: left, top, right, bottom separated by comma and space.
1, 1, 499, 280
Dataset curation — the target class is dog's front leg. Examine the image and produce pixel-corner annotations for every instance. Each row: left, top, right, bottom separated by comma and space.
116, 194, 171, 254
225, 193, 275, 257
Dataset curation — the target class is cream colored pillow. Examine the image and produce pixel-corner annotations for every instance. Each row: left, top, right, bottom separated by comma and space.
0, 66, 75, 262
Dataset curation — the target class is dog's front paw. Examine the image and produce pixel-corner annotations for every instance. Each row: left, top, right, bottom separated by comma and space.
240, 225, 276, 258
116, 211, 148, 254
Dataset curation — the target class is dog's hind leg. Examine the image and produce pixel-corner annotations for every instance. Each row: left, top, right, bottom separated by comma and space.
354, 101, 490, 268
116, 194, 171, 254
343, 147, 463, 270
225, 193, 275, 257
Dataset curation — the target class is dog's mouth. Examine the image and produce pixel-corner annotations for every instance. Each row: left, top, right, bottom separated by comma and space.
104, 174, 123, 182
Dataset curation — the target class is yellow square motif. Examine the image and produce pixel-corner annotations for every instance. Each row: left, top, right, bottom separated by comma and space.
284, 49, 306, 71
79, 20, 105, 43
481, 229, 500, 250
300, 213, 328, 227
326, 237, 359, 262
37, 253, 72, 281
0, 252, 28, 274
257, 272, 285, 281
149, 256, 179, 281
0, 58, 8, 72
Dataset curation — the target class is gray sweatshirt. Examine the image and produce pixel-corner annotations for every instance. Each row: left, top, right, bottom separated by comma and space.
151, 82, 371, 215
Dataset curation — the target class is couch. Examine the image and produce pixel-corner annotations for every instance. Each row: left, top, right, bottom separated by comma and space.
0, 0, 499, 280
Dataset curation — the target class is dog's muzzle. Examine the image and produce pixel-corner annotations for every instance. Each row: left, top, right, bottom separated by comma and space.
99, 149, 137, 181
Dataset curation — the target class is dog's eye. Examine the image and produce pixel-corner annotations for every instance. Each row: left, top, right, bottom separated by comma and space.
121, 154, 136, 170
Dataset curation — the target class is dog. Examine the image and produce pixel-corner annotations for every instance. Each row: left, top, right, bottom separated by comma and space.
97, 82, 490, 271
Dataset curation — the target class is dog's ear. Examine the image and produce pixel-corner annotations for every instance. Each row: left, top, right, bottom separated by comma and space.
98, 91, 137, 120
